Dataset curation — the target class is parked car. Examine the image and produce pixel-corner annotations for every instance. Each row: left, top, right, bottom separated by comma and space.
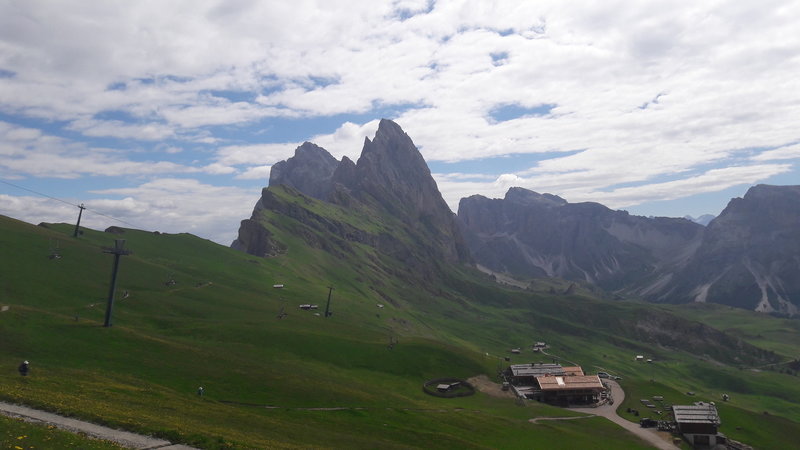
639, 418, 658, 428
597, 371, 609, 378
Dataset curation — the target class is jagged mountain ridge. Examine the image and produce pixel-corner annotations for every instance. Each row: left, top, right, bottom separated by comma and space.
232, 119, 470, 286
233, 120, 799, 315
459, 185, 800, 315
661, 184, 800, 315
458, 187, 704, 291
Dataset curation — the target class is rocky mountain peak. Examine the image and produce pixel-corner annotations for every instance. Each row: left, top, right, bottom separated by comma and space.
505, 187, 567, 207
235, 119, 471, 266
347, 119, 454, 220
354, 119, 441, 209
268, 142, 339, 200
667, 184, 800, 314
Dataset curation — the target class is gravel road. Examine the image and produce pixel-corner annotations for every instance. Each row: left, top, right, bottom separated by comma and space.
0, 401, 197, 449
568, 380, 678, 450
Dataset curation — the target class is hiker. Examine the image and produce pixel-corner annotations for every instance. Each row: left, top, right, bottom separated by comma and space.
197, 386, 204, 396
18, 360, 29, 376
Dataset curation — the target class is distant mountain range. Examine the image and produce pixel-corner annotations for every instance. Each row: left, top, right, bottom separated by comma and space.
234, 120, 800, 316
460, 184, 800, 316
684, 214, 716, 226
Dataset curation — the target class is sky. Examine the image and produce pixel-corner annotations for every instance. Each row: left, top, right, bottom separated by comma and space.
1, 0, 799, 245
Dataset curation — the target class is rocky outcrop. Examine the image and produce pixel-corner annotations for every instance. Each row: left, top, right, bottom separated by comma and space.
233, 119, 471, 284
664, 185, 800, 314
268, 142, 339, 200
230, 217, 286, 257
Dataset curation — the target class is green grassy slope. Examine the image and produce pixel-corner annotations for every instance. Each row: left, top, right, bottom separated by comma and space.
1, 414, 123, 449
0, 213, 798, 449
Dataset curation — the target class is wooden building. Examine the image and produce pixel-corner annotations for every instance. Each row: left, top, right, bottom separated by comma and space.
534, 375, 604, 405
504, 363, 604, 405
672, 403, 725, 448
505, 363, 565, 386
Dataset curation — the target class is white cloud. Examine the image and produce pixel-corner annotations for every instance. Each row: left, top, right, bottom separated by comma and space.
2, 0, 800, 242
236, 165, 271, 181
0, 122, 191, 178
752, 143, 800, 161
87, 178, 262, 244
201, 163, 237, 175
215, 143, 299, 166
568, 164, 794, 209
68, 118, 175, 141
435, 163, 793, 213
311, 120, 381, 161
0, 194, 80, 227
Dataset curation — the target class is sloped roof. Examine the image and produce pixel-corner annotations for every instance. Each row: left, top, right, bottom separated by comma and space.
673, 404, 720, 425
509, 363, 565, 377
536, 375, 603, 390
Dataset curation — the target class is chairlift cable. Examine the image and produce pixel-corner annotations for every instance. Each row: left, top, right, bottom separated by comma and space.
1, 178, 141, 229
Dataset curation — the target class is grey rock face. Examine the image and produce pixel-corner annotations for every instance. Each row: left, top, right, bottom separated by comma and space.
234, 119, 471, 267
459, 184, 800, 315
268, 142, 339, 200
666, 185, 800, 314
458, 187, 704, 291
339, 119, 470, 263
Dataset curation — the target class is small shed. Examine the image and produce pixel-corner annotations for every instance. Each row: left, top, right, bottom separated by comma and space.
436, 382, 460, 392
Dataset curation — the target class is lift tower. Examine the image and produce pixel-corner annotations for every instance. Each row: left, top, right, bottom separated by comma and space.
103, 239, 132, 327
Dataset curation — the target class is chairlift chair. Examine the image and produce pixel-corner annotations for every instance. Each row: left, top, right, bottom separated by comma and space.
48, 239, 61, 259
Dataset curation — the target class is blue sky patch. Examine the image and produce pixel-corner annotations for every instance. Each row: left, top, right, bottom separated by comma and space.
429, 149, 582, 176
203, 89, 257, 103
490, 52, 509, 65
392, 0, 434, 21
489, 103, 557, 122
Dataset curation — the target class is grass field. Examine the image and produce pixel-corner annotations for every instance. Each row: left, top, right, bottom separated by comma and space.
1, 214, 798, 448
0, 414, 123, 449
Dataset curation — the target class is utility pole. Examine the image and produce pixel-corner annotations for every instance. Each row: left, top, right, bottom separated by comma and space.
103, 239, 132, 327
73, 203, 86, 238
324, 286, 334, 317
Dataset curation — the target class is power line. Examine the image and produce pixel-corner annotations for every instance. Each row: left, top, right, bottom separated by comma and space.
0, 178, 142, 229
0, 178, 78, 208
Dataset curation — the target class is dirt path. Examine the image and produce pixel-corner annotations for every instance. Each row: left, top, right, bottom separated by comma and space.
566, 380, 678, 450
467, 374, 515, 398
0, 401, 197, 449
528, 415, 596, 424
